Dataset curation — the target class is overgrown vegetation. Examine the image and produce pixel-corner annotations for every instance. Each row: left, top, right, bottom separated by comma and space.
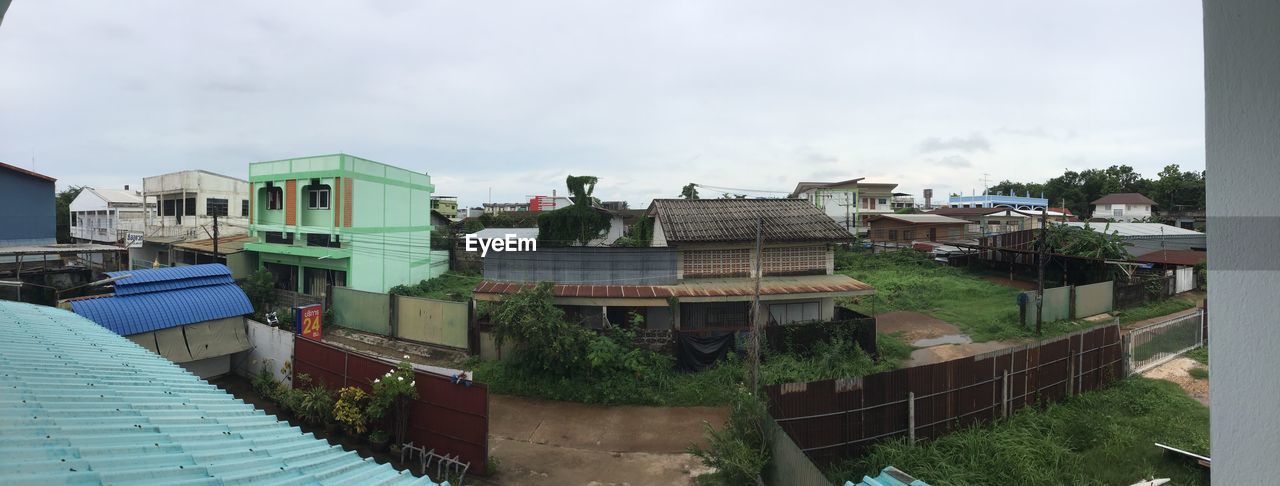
473, 283, 906, 406
612, 215, 654, 247
1188, 367, 1208, 380
689, 387, 771, 485
537, 175, 614, 246
837, 249, 1054, 342
826, 378, 1209, 485
1185, 347, 1208, 366
388, 272, 482, 302
241, 269, 279, 320
1114, 299, 1196, 325
987, 164, 1205, 218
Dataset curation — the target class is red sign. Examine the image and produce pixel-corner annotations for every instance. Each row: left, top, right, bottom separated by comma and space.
296, 304, 323, 340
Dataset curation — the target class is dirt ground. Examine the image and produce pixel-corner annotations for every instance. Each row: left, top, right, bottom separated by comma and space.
876, 311, 965, 343
1142, 357, 1210, 406
978, 274, 1038, 291
482, 395, 727, 486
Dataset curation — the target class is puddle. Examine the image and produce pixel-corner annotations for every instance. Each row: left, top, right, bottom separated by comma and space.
912, 334, 972, 347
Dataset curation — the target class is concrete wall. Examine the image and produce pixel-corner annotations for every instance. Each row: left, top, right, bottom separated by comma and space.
0, 168, 55, 246
232, 318, 296, 386
1205, 1, 1280, 480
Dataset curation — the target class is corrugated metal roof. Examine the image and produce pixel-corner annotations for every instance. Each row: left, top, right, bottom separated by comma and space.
868, 214, 969, 224
107, 264, 234, 294
474, 274, 874, 298
71, 283, 253, 336
0, 301, 442, 485
1063, 222, 1204, 237
1134, 249, 1207, 266
647, 199, 854, 243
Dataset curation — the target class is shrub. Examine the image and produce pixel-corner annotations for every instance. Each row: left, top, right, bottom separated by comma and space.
333, 386, 370, 435
298, 385, 336, 427
368, 429, 389, 443
252, 366, 277, 398
689, 387, 771, 485
370, 358, 419, 446
490, 282, 595, 375
241, 269, 278, 317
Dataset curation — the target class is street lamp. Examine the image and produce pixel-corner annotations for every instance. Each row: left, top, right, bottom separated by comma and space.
0, 273, 133, 303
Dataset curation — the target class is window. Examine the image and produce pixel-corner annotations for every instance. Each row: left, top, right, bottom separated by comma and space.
928, 227, 937, 241
306, 233, 341, 248
184, 197, 196, 216
265, 231, 294, 245
903, 229, 915, 240
206, 198, 228, 217
162, 199, 177, 216
306, 185, 331, 210
71, 212, 77, 226
888, 229, 898, 240
769, 302, 821, 325
266, 187, 283, 210
241, 199, 250, 217
1113, 208, 1124, 217
878, 198, 888, 205
683, 249, 751, 277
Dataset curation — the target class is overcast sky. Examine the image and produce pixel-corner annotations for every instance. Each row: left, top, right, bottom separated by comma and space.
0, 1, 1203, 208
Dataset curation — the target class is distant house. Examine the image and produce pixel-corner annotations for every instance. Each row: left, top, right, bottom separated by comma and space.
68, 187, 154, 245
245, 153, 445, 295
130, 170, 250, 270
926, 207, 1030, 236
789, 178, 906, 234
0, 161, 56, 247
947, 191, 1048, 211
1091, 193, 1157, 221
483, 202, 529, 214
69, 264, 253, 378
430, 195, 458, 219
866, 214, 968, 244
475, 198, 873, 334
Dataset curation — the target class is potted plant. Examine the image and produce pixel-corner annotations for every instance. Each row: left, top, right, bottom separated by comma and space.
368, 358, 419, 453
333, 386, 369, 438
368, 429, 390, 452
299, 385, 336, 432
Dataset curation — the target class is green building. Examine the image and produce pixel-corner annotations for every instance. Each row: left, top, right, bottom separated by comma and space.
245, 154, 446, 295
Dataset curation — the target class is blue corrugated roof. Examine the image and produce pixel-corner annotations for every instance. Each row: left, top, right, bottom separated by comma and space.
0, 302, 444, 485
71, 283, 254, 336
108, 264, 236, 296
847, 466, 930, 486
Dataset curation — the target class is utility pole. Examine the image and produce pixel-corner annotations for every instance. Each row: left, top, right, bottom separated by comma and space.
749, 216, 764, 392
212, 214, 219, 261
1035, 206, 1047, 335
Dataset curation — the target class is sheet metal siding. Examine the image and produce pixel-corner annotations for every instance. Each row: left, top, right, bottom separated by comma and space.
0, 302, 439, 485
331, 286, 392, 335
0, 168, 56, 244
766, 324, 1122, 465
293, 338, 490, 476
71, 283, 254, 336
483, 248, 678, 285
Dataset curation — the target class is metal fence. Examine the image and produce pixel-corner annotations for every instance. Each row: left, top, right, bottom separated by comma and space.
293, 338, 490, 476
765, 323, 1123, 466
1125, 309, 1205, 374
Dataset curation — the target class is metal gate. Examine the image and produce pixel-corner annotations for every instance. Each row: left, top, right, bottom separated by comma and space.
1126, 309, 1204, 374
1175, 266, 1195, 293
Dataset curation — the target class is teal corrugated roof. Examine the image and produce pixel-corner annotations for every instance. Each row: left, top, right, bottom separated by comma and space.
0, 301, 445, 485
847, 466, 930, 486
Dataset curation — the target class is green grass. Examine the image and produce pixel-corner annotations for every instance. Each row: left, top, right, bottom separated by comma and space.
471, 332, 911, 407
1185, 347, 1208, 365
1188, 367, 1208, 380
1115, 299, 1197, 324
837, 250, 1093, 342
387, 272, 482, 301
824, 378, 1209, 486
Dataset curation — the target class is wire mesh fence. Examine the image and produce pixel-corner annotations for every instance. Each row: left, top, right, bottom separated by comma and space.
1126, 308, 1205, 374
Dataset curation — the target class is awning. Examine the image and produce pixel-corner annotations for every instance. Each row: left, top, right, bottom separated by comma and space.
474, 274, 874, 304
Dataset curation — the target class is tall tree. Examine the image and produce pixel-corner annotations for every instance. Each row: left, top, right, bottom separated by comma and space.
55, 186, 83, 243
680, 183, 700, 199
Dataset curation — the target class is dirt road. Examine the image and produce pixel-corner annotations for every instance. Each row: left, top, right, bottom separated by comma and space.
483, 395, 727, 485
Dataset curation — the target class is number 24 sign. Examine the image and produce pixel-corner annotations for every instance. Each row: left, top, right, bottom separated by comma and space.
296, 304, 323, 340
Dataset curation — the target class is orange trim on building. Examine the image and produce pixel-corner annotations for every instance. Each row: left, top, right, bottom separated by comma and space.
333, 178, 342, 227
343, 177, 353, 227
285, 179, 297, 226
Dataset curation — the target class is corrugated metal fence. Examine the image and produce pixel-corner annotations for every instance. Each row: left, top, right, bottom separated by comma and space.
765, 323, 1123, 466
332, 286, 392, 335
330, 286, 470, 350
293, 338, 489, 475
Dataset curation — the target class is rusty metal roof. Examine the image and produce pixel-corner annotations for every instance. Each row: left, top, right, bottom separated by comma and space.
474, 274, 873, 299
647, 198, 854, 244
172, 234, 255, 255
1134, 249, 1207, 266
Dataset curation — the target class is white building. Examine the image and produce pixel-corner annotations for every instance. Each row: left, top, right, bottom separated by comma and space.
1090, 193, 1156, 221
68, 187, 153, 245
129, 171, 250, 269
788, 178, 903, 234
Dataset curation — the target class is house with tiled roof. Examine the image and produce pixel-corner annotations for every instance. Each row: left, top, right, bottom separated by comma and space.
69, 264, 254, 378
0, 301, 442, 485
1091, 193, 1158, 221
473, 199, 874, 345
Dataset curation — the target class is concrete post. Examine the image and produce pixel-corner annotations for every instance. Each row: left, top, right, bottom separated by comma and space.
908, 392, 916, 443
1001, 370, 1009, 418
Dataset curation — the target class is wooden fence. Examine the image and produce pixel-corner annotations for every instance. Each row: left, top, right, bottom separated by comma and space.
765, 323, 1123, 466
293, 338, 490, 475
